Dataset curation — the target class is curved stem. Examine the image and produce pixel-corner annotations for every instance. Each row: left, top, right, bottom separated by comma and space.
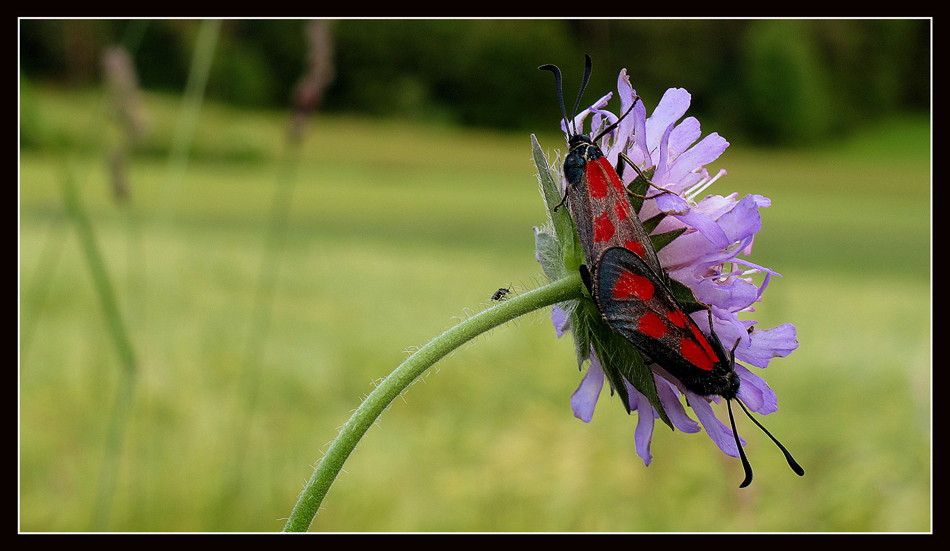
282, 273, 584, 532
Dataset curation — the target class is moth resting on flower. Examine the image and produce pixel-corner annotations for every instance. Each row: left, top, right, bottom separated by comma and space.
534, 57, 802, 487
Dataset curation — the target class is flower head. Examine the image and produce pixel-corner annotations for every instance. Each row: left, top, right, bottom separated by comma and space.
533, 68, 798, 467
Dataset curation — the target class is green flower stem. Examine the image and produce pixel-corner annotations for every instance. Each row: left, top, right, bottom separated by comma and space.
282, 272, 585, 532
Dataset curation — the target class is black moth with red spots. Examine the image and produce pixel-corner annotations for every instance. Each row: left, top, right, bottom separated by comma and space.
596, 246, 740, 399
540, 56, 803, 487
540, 55, 735, 399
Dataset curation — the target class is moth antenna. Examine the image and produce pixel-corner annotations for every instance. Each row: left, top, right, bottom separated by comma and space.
592, 98, 639, 144
708, 328, 756, 488
538, 62, 571, 137
723, 331, 805, 484
726, 398, 755, 488
569, 54, 593, 136
736, 398, 806, 478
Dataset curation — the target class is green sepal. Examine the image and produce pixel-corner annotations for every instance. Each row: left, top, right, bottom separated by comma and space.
566, 297, 596, 375
667, 277, 707, 314
649, 226, 686, 253
534, 227, 564, 282
531, 134, 583, 274
593, 321, 673, 429
566, 287, 672, 428
624, 167, 656, 213
641, 211, 663, 234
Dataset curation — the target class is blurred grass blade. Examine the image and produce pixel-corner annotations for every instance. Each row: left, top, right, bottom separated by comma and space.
56, 154, 138, 530
156, 19, 221, 223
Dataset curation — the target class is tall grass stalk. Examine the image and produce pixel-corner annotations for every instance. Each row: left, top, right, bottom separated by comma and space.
53, 20, 219, 530
155, 19, 220, 224
282, 273, 586, 532
22, 36, 150, 530
225, 21, 335, 516
54, 154, 139, 530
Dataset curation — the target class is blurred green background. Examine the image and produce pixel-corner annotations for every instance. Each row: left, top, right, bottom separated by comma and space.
19, 19, 930, 532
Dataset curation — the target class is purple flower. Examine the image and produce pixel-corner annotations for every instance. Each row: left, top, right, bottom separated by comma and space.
539, 69, 798, 466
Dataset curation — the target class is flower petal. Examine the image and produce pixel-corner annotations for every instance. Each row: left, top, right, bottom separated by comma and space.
667, 116, 702, 158
692, 273, 762, 313
551, 305, 570, 338
739, 323, 799, 368
667, 132, 729, 185
736, 364, 778, 415
645, 88, 691, 153
715, 194, 763, 245
688, 392, 745, 458
633, 394, 655, 465
564, 92, 612, 136
571, 352, 605, 422
615, 70, 638, 159
655, 375, 700, 433
654, 194, 731, 249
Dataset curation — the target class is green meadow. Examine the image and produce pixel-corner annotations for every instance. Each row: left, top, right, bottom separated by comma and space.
20, 86, 930, 532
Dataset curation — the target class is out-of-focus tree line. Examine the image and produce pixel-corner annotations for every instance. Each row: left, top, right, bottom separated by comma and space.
19, 18, 930, 146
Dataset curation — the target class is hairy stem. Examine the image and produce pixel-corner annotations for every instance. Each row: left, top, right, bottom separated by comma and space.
282, 273, 585, 532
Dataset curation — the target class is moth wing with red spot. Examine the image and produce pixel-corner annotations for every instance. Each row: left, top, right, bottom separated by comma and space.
599, 156, 664, 276
594, 246, 738, 398
569, 149, 663, 277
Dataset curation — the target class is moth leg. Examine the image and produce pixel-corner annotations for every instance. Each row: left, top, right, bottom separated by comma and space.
617, 152, 676, 199
705, 308, 741, 356
552, 189, 569, 212
579, 264, 593, 296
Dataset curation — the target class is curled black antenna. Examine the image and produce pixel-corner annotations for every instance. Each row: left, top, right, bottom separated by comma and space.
726, 398, 755, 488
720, 334, 804, 488
539, 54, 593, 138
538, 62, 568, 133
736, 398, 806, 478
571, 54, 593, 135
728, 395, 805, 488
593, 98, 638, 145
540, 55, 636, 150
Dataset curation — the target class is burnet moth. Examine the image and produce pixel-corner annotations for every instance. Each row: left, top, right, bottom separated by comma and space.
540, 56, 803, 487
